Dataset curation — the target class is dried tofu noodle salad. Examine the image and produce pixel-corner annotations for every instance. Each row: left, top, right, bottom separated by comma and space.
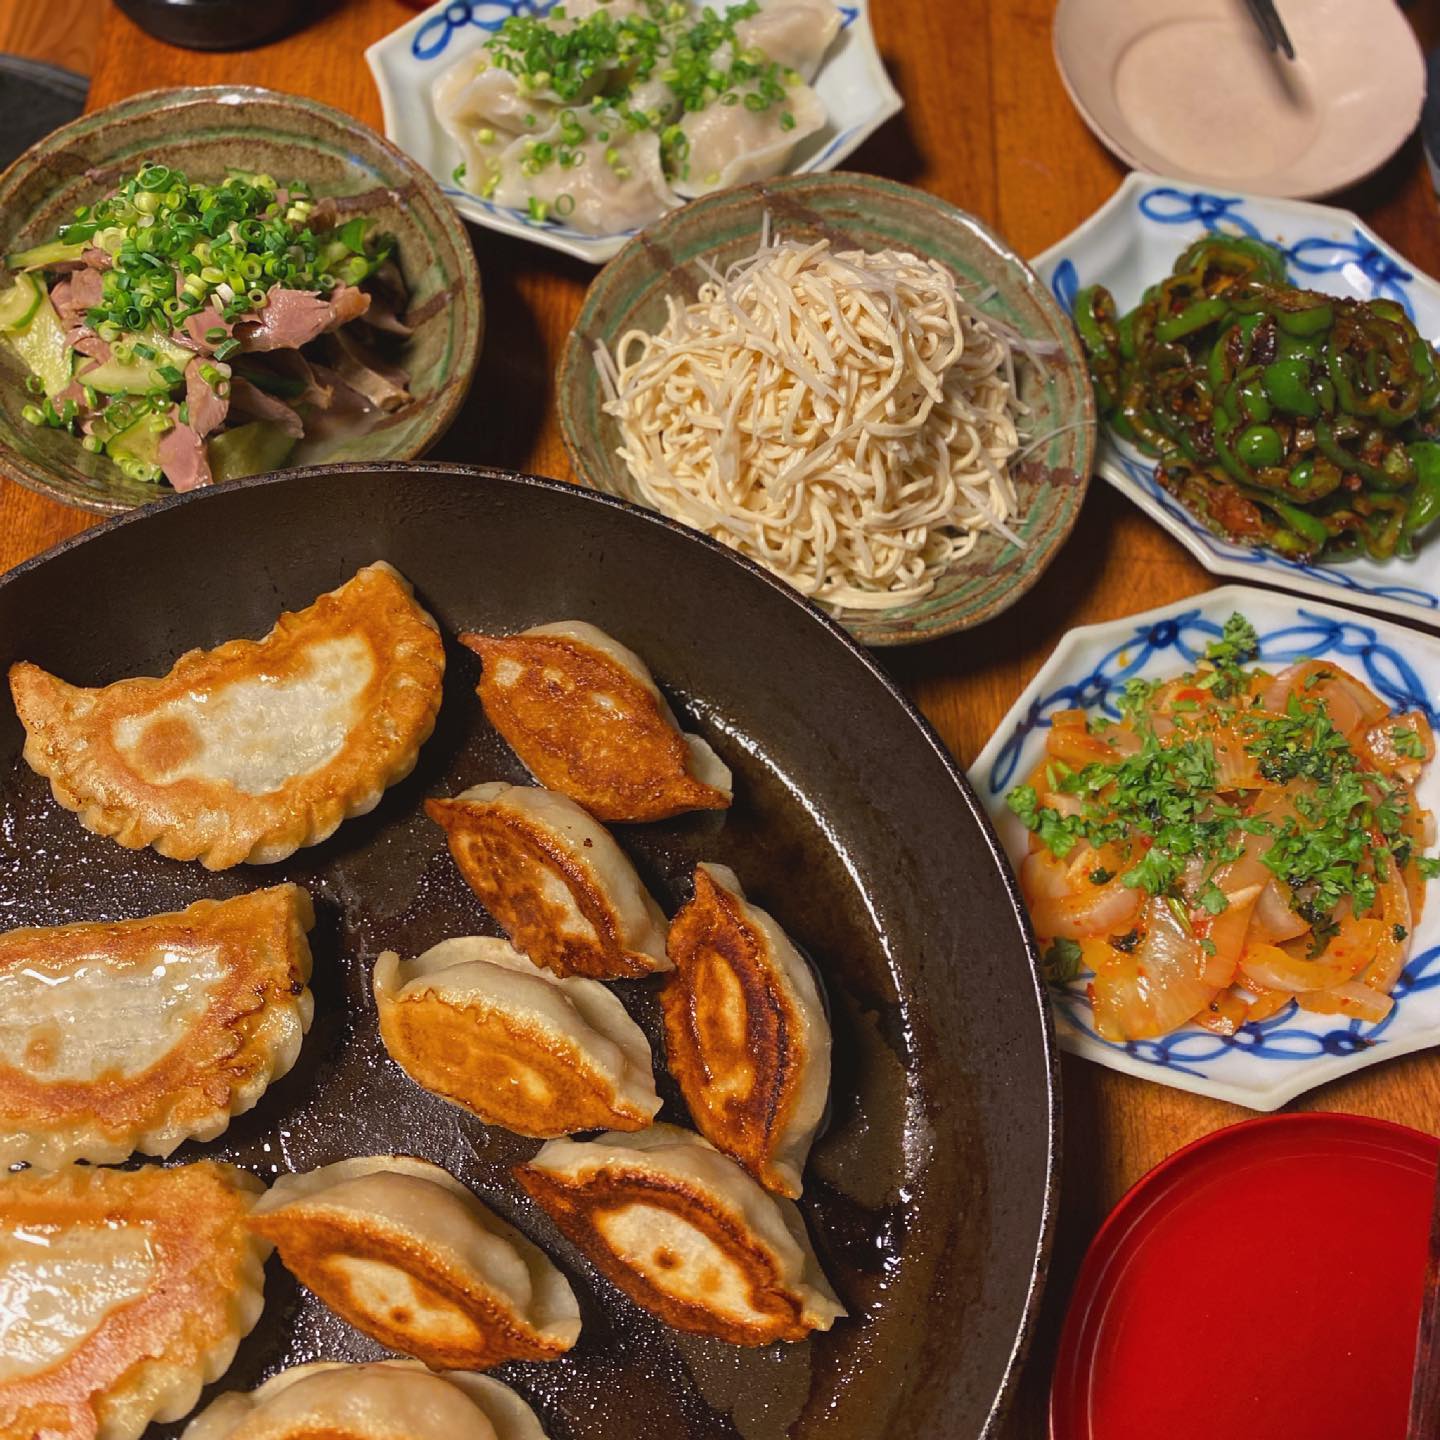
1006, 615, 1440, 1043
596, 226, 1051, 610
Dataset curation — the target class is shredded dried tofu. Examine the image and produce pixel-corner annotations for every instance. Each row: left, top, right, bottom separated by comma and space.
598, 233, 1033, 611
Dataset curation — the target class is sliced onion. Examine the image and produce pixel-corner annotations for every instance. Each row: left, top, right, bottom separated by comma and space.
1238, 935, 1373, 993
1297, 981, 1393, 1023
1251, 879, 1309, 943
1089, 895, 1215, 1041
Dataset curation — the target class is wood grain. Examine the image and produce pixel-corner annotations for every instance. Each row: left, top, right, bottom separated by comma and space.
1, 2, 1438, 1432
0, 0, 101, 75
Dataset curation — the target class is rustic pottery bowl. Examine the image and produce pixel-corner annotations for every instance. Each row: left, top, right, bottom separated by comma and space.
0, 85, 483, 514
558, 172, 1097, 647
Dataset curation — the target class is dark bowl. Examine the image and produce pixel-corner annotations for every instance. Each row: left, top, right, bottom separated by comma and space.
0, 86, 483, 513
113, 0, 306, 51
0, 462, 1058, 1440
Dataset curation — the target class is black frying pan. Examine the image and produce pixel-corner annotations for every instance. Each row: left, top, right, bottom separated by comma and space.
0, 464, 1058, 1440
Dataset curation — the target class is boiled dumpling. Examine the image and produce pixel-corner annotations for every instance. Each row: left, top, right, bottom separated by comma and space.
516, 1124, 844, 1345
661, 864, 830, 1197
9, 562, 445, 869
461, 620, 732, 822
374, 936, 661, 1136
671, 79, 826, 197
0, 1161, 269, 1440
735, 0, 842, 80
433, 52, 561, 175
427, 781, 670, 979
249, 1156, 580, 1368
0, 884, 315, 1170
487, 121, 677, 236
183, 1361, 549, 1440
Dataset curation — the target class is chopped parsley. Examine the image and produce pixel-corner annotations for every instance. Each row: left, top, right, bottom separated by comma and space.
1041, 937, 1083, 985
1005, 612, 1440, 933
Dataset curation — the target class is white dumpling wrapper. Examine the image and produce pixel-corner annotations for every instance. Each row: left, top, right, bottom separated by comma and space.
489, 124, 678, 235
182, 1360, 548, 1440
672, 81, 827, 197
735, 0, 843, 81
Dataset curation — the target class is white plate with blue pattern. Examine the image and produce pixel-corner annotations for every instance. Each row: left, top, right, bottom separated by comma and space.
365, 0, 903, 264
1032, 173, 1440, 628
970, 583, 1440, 1111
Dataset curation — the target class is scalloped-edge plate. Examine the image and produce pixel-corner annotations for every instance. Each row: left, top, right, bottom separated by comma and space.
969, 583, 1440, 1111
1032, 172, 1440, 628
365, 0, 903, 264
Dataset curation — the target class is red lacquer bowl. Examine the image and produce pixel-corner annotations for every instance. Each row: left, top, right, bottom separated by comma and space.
1052, 1113, 1439, 1440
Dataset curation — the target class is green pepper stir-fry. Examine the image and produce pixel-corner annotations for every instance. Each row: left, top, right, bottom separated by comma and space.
1073, 236, 1440, 562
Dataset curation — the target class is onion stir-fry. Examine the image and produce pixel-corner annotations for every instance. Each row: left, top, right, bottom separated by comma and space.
1007, 615, 1438, 1041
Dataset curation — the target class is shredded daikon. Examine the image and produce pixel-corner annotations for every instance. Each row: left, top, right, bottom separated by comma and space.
599, 234, 1034, 610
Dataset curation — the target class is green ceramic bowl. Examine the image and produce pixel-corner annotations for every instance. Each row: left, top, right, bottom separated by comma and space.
558, 172, 1096, 646
0, 85, 483, 514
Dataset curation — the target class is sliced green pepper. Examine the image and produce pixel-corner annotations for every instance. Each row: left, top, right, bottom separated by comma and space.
1402, 440, 1440, 537
1154, 297, 1230, 344
1268, 496, 1332, 549
1262, 358, 1320, 417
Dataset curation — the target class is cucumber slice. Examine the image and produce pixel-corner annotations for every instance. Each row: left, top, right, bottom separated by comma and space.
208, 421, 297, 483
3, 288, 71, 397
6, 239, 87, 270
80, 333, 191, 395
0, 274, 42, 332
105, 411, 166, 482
81, 356, 175, 396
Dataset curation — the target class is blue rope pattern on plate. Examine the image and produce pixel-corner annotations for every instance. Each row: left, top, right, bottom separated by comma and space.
1046, 185, 1436, 610
986, 609, 1439, 1076
413, 0, 558, 60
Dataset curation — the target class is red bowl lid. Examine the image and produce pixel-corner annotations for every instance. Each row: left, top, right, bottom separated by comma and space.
1051, 1113, 1439, 1440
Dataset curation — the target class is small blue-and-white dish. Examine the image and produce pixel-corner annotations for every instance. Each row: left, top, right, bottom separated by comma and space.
366, 0, 902, 264
970, 584, 1440, 1111
1033, 173, 1440, 628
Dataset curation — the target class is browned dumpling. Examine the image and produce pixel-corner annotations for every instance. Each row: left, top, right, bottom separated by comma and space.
461, 621, 732, 823
0, 884, 315, 1170
0, 1161, 269, 1440
515, 1124, 844, 1346
249, 1156, 580, 1370
427, 781, 670, 978
373, 936, 661, 1136
9, 562, 444, 869
661, 864, 830, 1197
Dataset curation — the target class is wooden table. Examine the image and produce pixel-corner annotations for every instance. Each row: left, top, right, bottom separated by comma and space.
3, 0, 1440, 1430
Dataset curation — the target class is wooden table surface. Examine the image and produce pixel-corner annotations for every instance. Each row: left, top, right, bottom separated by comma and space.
3, 0, 1440, 1431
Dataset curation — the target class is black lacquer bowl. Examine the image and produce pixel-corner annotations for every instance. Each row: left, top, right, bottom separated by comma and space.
0, 464, 1058, 1440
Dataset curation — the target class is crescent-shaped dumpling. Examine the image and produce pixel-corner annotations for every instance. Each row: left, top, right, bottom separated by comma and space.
460, 621, 732, 823
515, 1124, 844, 1346
374, 937, 661, 1136
0, 1161, 269, 1440
0, 884, 315, 1170
182, 1361, 549, 1440
249, 1155, 580, 1369
660, 864, 830, 1198
426, 782, 670, 979
9, 562, 445, 870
